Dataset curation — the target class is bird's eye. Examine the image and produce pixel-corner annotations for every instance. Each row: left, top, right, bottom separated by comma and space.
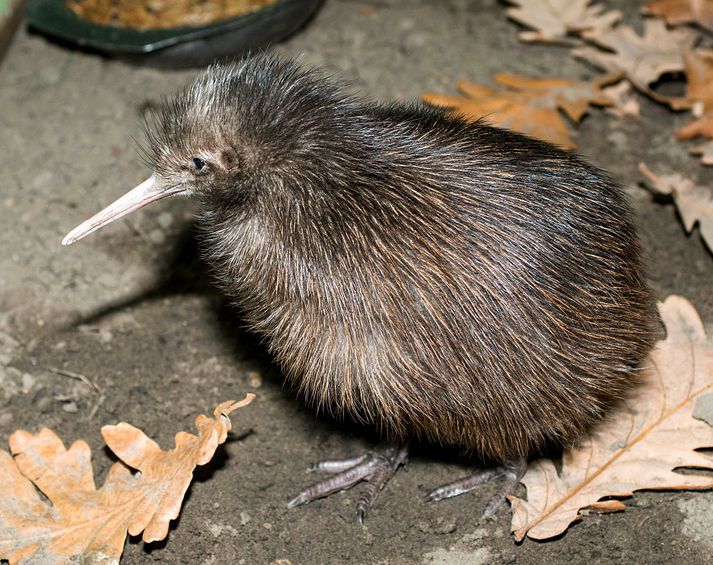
191, 157, 206, 171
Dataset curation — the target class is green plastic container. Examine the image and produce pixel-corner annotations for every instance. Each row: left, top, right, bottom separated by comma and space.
26, 0, 323, 68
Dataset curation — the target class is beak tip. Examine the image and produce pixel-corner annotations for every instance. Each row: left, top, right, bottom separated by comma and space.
61, 231, 78, 246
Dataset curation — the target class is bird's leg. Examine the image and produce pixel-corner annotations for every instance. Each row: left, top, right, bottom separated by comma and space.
288, 443, 408, 523
427, 457, 527, 518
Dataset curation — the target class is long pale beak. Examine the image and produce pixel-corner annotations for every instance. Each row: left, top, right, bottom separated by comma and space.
62, 174, 187, 246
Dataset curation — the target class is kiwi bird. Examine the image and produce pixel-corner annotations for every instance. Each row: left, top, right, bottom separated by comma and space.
62, 54, 657, 521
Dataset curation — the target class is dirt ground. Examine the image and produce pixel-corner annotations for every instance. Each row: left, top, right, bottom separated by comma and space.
2, 0, 713, 563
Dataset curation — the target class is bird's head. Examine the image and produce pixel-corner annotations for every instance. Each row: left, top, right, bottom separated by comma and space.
62, 55, 355, 246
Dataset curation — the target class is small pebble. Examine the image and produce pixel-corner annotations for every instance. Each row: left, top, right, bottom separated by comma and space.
34, 394, 53, 413
62, 401, 79, 413
248, 370, 263, 388
21, 373, 36, 394
149, 228, 166, 244
0, 331, 20, 365
157, 212, 174, 229
1, 366, 21, 398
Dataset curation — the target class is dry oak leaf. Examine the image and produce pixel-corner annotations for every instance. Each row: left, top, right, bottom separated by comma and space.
509, 295, 713, 541
601, 81, 640, 117
572, 18, 697, 108
677, 110, 713, 140
643, 0, 713, 32
504, 0, 622, 44
681, 50, 713, 115
422, 72, 621, 149
676, 111, 713, 165
0, 395, 255, 564
690, 139, 713, 164
640, 163, 713, 250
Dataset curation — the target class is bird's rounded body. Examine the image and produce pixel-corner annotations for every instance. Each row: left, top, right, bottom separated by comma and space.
185, 57, 657, 461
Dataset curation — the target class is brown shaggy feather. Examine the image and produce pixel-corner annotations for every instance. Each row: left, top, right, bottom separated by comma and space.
145, 54, 657, 461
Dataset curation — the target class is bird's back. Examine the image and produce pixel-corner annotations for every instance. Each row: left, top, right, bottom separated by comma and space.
199, 75, 657, 461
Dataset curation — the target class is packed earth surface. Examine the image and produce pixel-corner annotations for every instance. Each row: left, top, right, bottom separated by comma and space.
2, 1, 713, 563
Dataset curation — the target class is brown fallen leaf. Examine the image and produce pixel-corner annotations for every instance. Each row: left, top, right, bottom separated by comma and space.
422, 72, 621, 149
681, 50, 713, 115
640, 164, 713, 250
504, 0, 621, 44
643, 0, 713, 32
510, 295, 713, 541
0, 395, 255, 564
602, 81, 640, 118
690, 139, 713, 164
676, 111, 713, 141
676, 112, 713, 165
572, 19, 696, 108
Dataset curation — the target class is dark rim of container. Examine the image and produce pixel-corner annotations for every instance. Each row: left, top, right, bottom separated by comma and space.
26, 0, 318, 53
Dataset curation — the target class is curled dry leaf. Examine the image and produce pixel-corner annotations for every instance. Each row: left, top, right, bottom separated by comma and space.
504, 0, 621, 44
643, 0, 713, 32
640, 163, 713, 250
572, 19, 696, 108
422, 72, 621, 149
0, 395, 255, 564
510, 296, 713, 541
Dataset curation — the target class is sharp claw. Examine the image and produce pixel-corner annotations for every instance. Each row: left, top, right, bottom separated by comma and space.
426, 467, 500, 502
427, 457, 527, 516
480, 497, 501, 519
287, 492, 310, 508
425, 488, 447, 503
356, 505, 367, 524
288, 444, 408, 520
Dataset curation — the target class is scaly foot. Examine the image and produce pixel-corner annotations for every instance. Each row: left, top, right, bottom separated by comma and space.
288, 444, 408, 523
427, 457, 527, 517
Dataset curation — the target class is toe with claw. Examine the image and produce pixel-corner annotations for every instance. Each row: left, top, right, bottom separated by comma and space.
426, 457, 527, 518
288, 444, 408, 522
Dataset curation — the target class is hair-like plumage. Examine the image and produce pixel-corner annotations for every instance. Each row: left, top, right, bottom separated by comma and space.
147, 54, 657, 461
